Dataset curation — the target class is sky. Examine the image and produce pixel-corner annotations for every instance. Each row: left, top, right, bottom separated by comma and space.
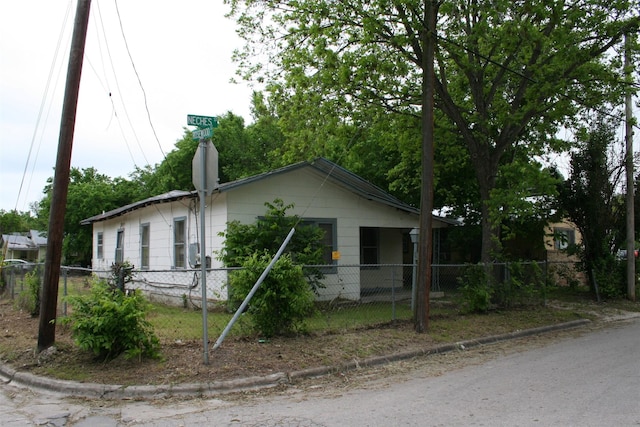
0, 0, 255, 213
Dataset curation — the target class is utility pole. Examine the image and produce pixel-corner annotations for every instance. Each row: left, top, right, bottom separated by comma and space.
38, 0, 92, 352
415, 0, 439, 333
624, 32, 636, 302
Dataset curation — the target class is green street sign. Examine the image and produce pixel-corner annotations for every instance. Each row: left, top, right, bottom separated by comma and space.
187, 114, 218, 129
193, 127, 213, 140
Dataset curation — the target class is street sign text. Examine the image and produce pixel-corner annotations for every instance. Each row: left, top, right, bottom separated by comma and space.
187, 114, 218, 129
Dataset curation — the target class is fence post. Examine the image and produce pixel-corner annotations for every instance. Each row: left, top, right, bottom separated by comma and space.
391, 267, 396, 321
62, 267, 68, 316
10, 269, 15, 300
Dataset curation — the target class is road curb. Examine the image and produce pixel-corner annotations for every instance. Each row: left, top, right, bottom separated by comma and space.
0, 318, 592, 399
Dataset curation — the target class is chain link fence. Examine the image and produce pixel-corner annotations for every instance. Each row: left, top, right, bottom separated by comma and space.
1, 260, 584, 343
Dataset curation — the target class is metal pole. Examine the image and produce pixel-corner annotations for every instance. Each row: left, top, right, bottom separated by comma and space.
213, 228, 296, 350
199, 139, 209, 364
412, 240, 418, 313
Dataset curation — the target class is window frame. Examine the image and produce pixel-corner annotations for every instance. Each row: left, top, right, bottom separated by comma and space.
115, 229, 124, 264
140, 223, 150, 270
300, 218, 338, 274
173, 217, 187, 269
554, 227, 575, 250
96, 232, 103, 259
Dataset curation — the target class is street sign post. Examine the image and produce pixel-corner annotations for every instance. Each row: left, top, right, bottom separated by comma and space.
187, 113, 218, 365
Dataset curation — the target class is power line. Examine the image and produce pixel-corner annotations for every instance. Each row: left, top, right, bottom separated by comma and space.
95, 0, 150, 167
114, 0, 166, 160
14, 1, 73, 211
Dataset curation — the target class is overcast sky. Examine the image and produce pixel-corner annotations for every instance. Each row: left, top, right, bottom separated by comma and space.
0, 0, 254, 213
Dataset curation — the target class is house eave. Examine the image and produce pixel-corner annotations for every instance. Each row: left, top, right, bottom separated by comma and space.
80, 190, 196, 225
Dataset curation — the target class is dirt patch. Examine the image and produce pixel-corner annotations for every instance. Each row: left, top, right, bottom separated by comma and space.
0, 299, 436, 385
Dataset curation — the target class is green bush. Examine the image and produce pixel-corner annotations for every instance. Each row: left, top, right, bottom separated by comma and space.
458, 264, 493, 314
493, 261, 539, 308
62, 279, 160, 361
17, 268, 41, 316
459, 262, 547, 313
219, 199, 327, 295
592, 257, 625, 300
228, 252, 315, 337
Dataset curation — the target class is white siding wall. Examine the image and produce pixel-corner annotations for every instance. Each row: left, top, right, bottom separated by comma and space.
225, 168, 419, 300
89, 196, 229, 304
88, 166, 424, 304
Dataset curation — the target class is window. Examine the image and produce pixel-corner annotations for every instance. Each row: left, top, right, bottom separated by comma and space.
174, 217, 186, 268
301, 218, 337, 273
554, 228, 575, 250
140, 223, 150, 269
115, 230, 124, 263
97, 232, 103, 259
360, 227, 379, 266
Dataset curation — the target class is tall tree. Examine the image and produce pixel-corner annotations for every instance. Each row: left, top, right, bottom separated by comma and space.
559, 116, 627, 298
37, 168, 128, 266
228, 0, 639, 263
0, 210, 41, 236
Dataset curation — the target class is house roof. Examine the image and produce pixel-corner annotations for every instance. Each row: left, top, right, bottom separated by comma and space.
1, 231, 47, 251
80, 190, 194, 225
80, 158, 456, 226
29, 230, 47, 246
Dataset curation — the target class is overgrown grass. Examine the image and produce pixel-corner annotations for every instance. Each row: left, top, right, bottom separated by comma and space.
144, 295, 591, 346
147, 305, 256, 342
308, 302, 414, 333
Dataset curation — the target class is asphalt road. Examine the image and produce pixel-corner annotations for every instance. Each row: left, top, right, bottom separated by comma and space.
1, 317, 639, 426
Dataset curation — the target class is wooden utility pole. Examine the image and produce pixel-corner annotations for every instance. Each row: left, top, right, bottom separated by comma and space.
415, 0, 439, 333
624, 32, 636, 302
38, 0, 92, 352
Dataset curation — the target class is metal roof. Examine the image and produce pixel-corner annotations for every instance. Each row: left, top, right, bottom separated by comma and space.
1, 232, 46, 251
80, 158, 455, 225
80, 190, 194, 225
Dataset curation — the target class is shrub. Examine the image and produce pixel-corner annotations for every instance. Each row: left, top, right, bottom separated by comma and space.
493, 261, 539, 308
108, 261, 135, 292
62, 279, 160, 361
458, 264, 493, 314
228, 252, 315, 337
459, 262, 547, 313
592, 257, 625, 300
219, 199, 327, 295
17, 267, 41, 316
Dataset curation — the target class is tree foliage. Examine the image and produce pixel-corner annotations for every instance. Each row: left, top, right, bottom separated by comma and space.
227, 252, 315, 337
37, 168, 140, 266
0, 209, 43, 236
228, 0, 640, 262
558, 116, 627, 297
219, 199, 322, 336
218, 199, 327, 294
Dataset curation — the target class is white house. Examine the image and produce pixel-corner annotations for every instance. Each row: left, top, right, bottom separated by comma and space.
1, 230, 47, 262
81, 158, 454, 305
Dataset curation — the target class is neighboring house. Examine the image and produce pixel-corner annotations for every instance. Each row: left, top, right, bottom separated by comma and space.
544, 219, 585, 286
1, 230, 47, 262
545, 219, 582, 260
81, 158, 455, 303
